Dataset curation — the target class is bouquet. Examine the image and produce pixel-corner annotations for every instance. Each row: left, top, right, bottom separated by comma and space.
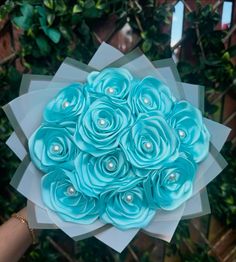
3, 43, 231, 252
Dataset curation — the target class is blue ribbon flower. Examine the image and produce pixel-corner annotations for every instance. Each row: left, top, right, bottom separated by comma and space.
74, 149, 137, 197
128, 76, 175, 116
168, 100, 211, 162
29, 125, 77, 172
44, 83, 86, 124
41, 169, 99, 223
27, 67, 212, 229
75, 94, 134, 156
120, 111, 180, 169
100, 185, 156, 229
86, 68, 133, 99
144, 155, 197, 210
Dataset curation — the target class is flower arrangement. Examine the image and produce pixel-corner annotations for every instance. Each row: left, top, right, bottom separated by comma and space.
3, 43, 230, 252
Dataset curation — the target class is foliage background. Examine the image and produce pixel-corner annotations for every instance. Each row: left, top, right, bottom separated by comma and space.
0, 0, 235, 261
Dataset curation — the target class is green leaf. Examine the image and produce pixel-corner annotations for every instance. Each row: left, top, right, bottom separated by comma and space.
47, 13, 55, 25
36, 6, 47, 18
20, 4, 34, 18
95, 1, 106, 10
40, 18, 47, 29
222, 52, 230, 60
35, 36, 51, 54
13, 16, 29, 29
44, 0, 54, 9
141, 31, 147, 39
38, 9, 61, 43
84, 9, 102, 18
226, 196, 234, 205
59, 25, 72, 40
45, 28, 61, 43
0, 1, 15, 21
84, 0, 95, 9
12, 4, 34, 30
77, 0, 85, 8
73, 4, 82, 13
177, 62, 193, 76
142, 40, 152, 52
7, 66, 21, 89
55, 0, 67, 13
227, 45, 236, 58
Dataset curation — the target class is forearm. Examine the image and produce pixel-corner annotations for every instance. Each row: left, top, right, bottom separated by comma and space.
0, 208, 32, 262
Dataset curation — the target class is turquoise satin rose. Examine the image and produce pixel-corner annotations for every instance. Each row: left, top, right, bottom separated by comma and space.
43, 83, 86, 124
41, 169, 99, 223
133, 167, 151, 178
120, 111, 179, 169
128, 76, 175, 116
74, 149, 136, 197
86, 68, 133, 99
75, 94, 134, 156
167, 101, 210, 163
144, 155, 197, 210
100, 185, 156, 229
29, 125, 77, 172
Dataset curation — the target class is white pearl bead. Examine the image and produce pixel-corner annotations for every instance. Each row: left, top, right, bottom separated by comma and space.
178, 130, 186, 138
108, 162, 114, 169
168, 173, 176, 181
107, 87, 115, 94
52, 145, 60, 152
67, 186, 76, 195
98, 118, 106, 126
143, 97, 150, 104
62, 101, 70, 108
106, 160, 116, 171
144, 142, 152, 150
126, 194, 133, 203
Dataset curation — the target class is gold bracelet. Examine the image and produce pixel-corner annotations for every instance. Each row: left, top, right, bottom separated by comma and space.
11, 213, 37, 245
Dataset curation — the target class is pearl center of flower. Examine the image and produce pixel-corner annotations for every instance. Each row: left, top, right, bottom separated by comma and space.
67, 186, 76, 195
168, 173, 177, 182
143, 97, 150, 105
98, 118, 107, 127
143, 141, 153, 152
62, 101, 70, 109
125, 193, 133, 203
52, 144, 61, 153
106, 159, 117, 172
178, 129, 186, 138
106, 87, 115, 94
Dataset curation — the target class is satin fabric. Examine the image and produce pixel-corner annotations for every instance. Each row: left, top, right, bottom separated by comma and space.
29, 68, 210, 229
128, 76, 175, 116
167, 101, 210, 163
86, 67, 133, 99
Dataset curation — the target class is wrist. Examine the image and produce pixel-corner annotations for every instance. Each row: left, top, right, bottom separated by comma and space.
17, 207, 27, 220
12, 208, 38, 245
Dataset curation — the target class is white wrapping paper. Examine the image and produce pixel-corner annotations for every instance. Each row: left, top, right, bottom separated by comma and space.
3, 42, 230, 252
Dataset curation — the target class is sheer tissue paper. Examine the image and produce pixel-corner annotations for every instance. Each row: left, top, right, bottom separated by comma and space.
3, 43, 231, 252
